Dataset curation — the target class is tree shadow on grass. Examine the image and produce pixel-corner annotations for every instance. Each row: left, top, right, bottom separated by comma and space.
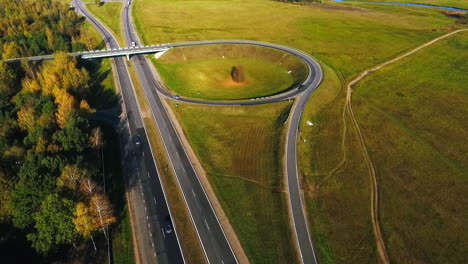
79, 58, 119, 110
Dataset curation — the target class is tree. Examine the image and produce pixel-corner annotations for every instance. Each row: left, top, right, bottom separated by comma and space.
0, 60, 16, 97
79, 27, 98, 51
10, 154, 56, 228
53, 88, 76, 128
89, 127, 104, 150
0, 170, 14, 222
27, 193, 76, 254
57, 164, 87, 192
17, 104, 37, 132
90, 193, 116, 235
79, 177, 100, 197
231, 65, 245, 83
53, 112, 89, 152
73, 202, 100, 238
2, 42, 20, 59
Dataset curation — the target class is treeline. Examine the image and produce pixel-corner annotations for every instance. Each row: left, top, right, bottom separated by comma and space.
0, 0, 98, 59
273, 0, 322, 3
0, 0, 115, 257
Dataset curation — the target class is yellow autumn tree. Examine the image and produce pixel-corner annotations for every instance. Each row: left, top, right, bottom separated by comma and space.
91, 194, 116, 233
2, 41, 20, 59
79, 99, 95, 116
17, 104, 37, 131
53, 88, 76, 129
73, 202, 99, 238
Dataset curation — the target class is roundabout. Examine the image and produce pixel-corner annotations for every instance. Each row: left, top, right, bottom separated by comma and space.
147, 40, 323, 106
153, 44, 308, 100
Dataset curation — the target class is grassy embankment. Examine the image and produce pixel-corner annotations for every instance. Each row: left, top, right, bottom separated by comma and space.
86, 2, 126, 46
101, 125, 135, 264
299, 29, 468, 263
168, 101, 298, 264
153, 44, 307, 100
133, 0, 465, 262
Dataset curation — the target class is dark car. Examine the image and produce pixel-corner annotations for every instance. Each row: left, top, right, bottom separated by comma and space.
164, 216, 173, 234
134, 135, 141, 145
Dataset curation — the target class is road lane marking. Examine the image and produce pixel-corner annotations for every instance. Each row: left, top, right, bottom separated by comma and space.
153, 197, 157, 205
161, 228, 165, 238
204, 219, 210, 230
142, 152, 145, 157
191, 189, 196, 198
147, 172, 150, 179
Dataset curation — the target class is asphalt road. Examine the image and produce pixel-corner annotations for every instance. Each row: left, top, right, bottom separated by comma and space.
73, 1, 184, 263
122, 1, 238, 263
121, 2, 323, 261
40, 1, 323, 263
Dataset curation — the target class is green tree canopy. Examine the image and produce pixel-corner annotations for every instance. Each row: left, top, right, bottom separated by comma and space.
27, 193, 77, 254
10, 154, 56, 228
0, 60, 16, 97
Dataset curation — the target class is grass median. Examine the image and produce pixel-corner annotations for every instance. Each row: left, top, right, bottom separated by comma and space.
167, 101, 298, 264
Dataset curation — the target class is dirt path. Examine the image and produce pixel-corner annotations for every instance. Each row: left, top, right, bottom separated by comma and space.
344, 28, 467, 264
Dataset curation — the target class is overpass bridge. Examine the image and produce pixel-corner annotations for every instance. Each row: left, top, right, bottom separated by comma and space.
4, 44, 171, 62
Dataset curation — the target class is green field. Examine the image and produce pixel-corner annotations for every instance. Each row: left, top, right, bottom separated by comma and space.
154, 44, 307, 100
86, 3, 125, 46
353, 32, 468, 263
168, 101, 298, 264
353, 0, 468, 9
299, 31, 468, 263
134, 0, 458, 79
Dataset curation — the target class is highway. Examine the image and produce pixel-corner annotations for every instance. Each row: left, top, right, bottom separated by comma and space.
122, 1, 238, 263
73, 1, 323, 263
73, 0, 184, 263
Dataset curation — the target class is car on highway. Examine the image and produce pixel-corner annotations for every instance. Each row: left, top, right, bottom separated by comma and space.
134, 135, 141, 145
164, 216, 173, 234
131, 41, 136, 47
173, 95, 180, 100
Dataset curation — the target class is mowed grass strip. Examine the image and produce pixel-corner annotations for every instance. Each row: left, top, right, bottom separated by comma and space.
86, 2, 126, 46
153, 44, 307, 100
168, 101, 298, 264
351, 32, 468, 263
134, 0, 457, 79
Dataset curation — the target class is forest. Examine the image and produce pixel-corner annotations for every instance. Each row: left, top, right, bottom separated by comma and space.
0, 0, 120, 260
